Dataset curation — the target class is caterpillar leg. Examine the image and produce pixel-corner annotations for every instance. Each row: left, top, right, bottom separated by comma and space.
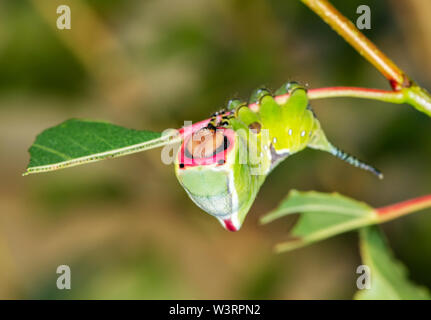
308, 128, 383, 179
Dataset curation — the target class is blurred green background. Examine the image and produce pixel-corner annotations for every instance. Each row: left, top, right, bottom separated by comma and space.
0, 0, 430, 299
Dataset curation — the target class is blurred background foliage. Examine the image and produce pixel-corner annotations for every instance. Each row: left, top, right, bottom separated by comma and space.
0, 0, 430, 299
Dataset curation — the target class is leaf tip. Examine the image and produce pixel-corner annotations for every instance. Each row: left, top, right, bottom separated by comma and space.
274, 236, 303, 253
259, 215, 271, 225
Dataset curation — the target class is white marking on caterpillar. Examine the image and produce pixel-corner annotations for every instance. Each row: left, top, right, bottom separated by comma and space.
301, 130, 306, 137
288, 129, 293, 135
273, 137, 277, 144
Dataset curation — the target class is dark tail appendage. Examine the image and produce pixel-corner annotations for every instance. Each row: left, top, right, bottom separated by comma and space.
330, 145, 383, 179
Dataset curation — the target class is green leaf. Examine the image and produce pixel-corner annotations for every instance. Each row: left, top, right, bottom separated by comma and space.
355, 226, 430, 300
260, 190, 377, 252
24, 119, 180, 175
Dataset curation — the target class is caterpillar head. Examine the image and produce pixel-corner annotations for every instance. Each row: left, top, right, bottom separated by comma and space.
174, 123, 257, 231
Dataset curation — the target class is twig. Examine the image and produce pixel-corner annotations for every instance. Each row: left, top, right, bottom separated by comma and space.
300, 0, 407, 89
277, 86, 404, 104
246, 86, 405, 112
300, 0, 431, 116
376, 194, 431, 223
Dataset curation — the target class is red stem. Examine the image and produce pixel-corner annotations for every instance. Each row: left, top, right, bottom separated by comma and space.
376, 194, 431, 222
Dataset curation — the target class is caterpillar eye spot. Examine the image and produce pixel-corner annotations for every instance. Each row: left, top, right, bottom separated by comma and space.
248, 122, 261, 133
179, 163, 185, 168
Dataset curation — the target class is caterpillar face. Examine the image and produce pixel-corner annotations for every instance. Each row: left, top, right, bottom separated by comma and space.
179, 127, 233, 167
186, 128, 226, 159
175, 126, 252, 231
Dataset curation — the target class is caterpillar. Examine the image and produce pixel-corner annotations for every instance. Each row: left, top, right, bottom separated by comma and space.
174, 82, 382, 231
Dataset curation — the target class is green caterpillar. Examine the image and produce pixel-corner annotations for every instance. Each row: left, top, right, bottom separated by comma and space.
175, 82, 382, 231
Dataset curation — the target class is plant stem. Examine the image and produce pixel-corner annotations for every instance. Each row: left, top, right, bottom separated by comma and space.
246, 86, 405, 112
298, 0, 431, 116
300, 0, 408, 89
272, 86, 405, 105
376, 194, 431, 223
307, 87, 403, 102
